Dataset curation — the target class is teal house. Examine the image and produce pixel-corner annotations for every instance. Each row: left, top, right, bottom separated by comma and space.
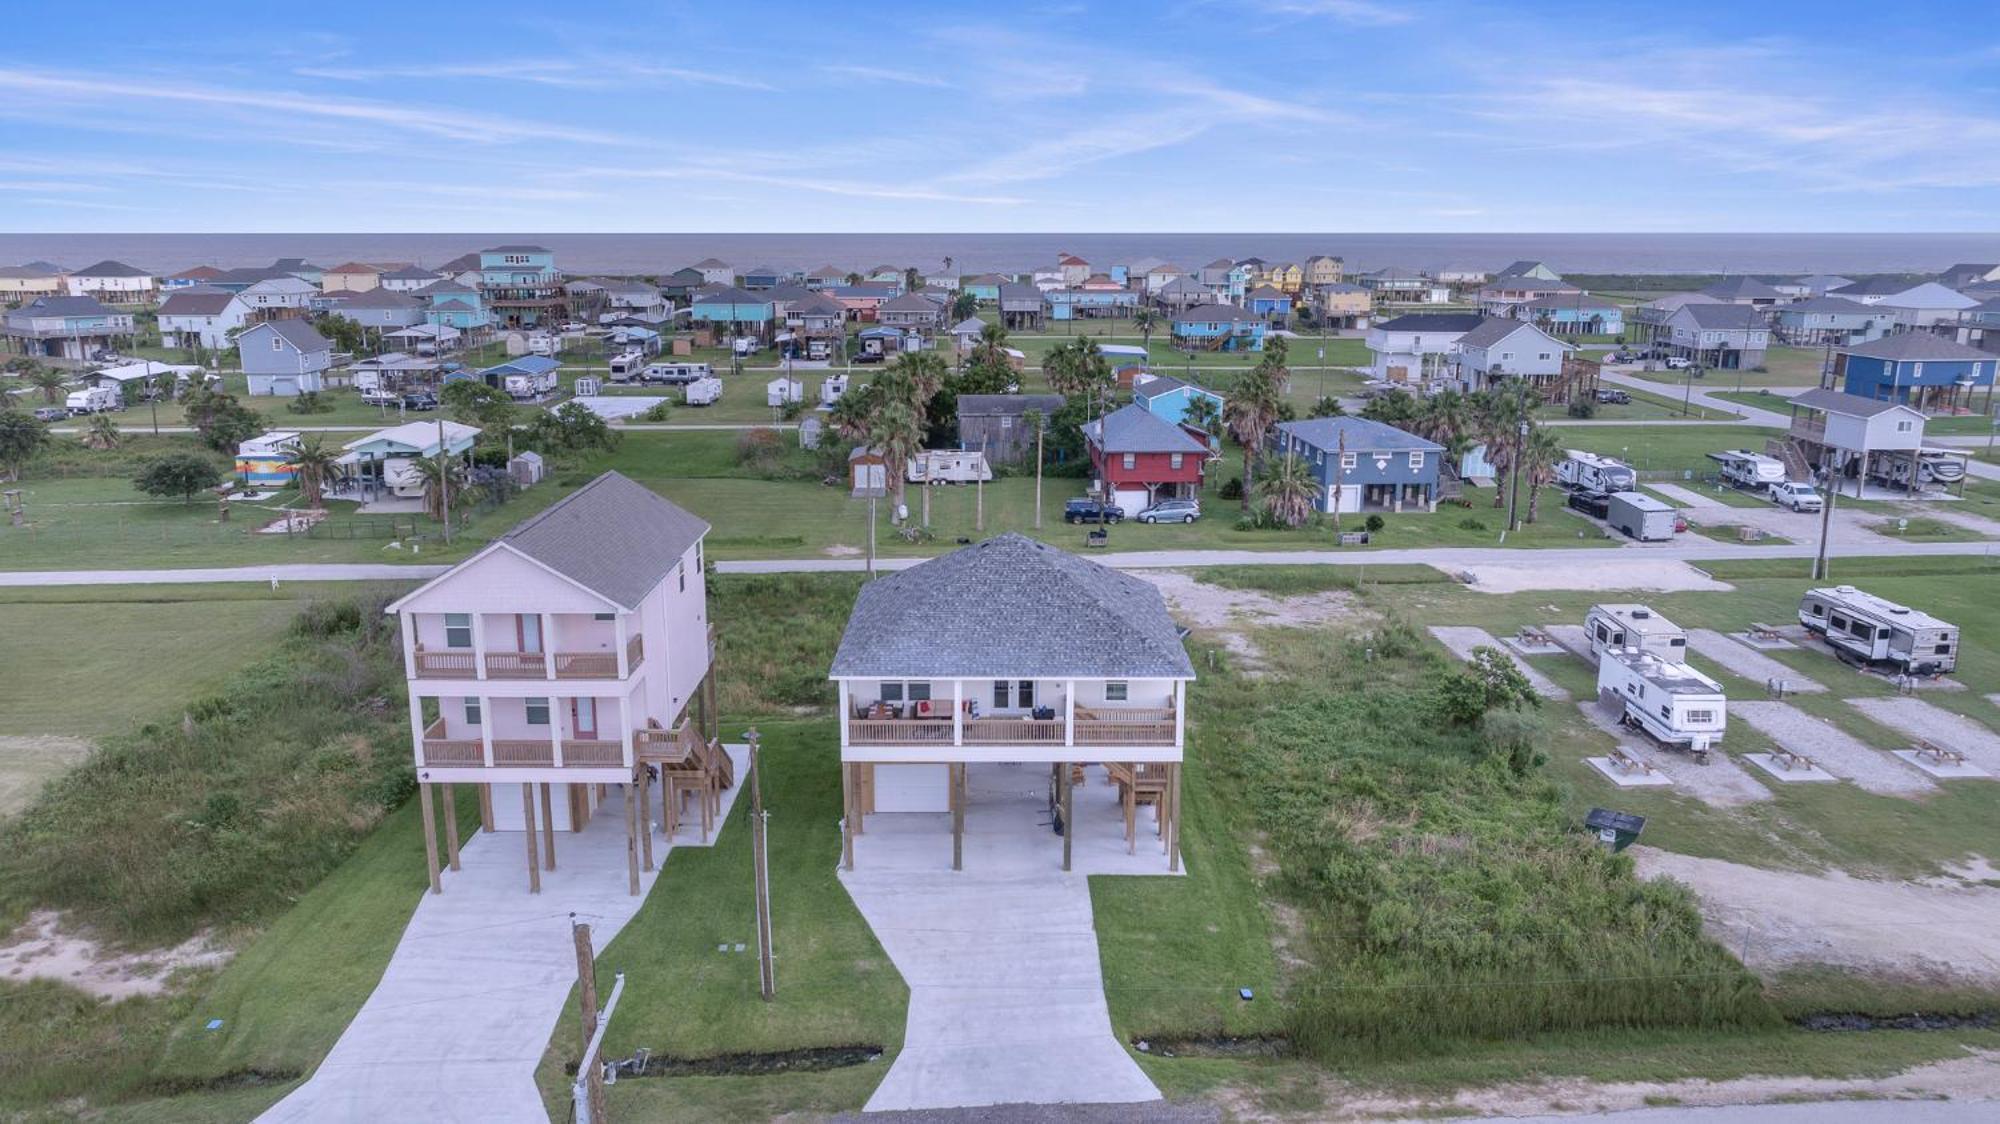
416, 279, 490, 331
690, 286, 776, 337
1132, 374, 1225, 428
1171, 304, 1266, 352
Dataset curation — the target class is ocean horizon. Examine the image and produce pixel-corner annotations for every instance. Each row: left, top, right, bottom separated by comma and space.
5, 232, 2000, 277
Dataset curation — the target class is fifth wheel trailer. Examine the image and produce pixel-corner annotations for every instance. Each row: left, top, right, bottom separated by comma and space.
1708, 449, 1787, 492
1584, 604, 1687, 663
1798, 586, 1958, 677
1557, 451, 1636, 494
1597, 648, 1727, 758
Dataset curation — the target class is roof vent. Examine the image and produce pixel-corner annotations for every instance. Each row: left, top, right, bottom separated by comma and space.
1632, 609, 1651, 619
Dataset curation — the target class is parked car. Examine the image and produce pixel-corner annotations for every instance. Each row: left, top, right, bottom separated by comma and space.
1664, 357, 1694, 370
852, 352, 885, 364
1768, 481, 1823, 513
1566, 489, 1613, 518
1137, 499, 1201, 524
401, 391, 439, 411
32, 406, 66, 422
1607, 351, 1637, 363
1063, 498, 1123, 524
361, 388, 399, 407
1594, 387, 1631, 404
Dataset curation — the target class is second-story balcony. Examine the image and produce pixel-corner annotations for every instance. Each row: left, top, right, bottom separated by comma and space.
411, 626, 644, 682
845, 703, 1178, 749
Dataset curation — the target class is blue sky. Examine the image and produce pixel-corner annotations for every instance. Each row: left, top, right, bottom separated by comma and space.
5, 1, 1998, 232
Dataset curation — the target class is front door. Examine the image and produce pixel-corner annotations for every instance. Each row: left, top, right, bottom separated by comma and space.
517, 614, 543, 653
570, 698, 598, 740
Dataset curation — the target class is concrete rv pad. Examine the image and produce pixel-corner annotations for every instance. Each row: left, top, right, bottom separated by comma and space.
1742, 753, 1840, 784
1577, 702, 1772, 807
1848, 698, 2000, 775
1732, 701, 1934, 797
1686, 629, 1824, 692
1429, 626, 1569, 700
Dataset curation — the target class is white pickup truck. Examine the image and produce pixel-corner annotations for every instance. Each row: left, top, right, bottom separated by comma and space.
1768, 481, 1823, 513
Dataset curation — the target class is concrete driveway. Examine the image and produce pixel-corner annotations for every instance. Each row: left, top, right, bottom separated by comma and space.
261, 749, 747, 1124
841, 764, 1172, 1113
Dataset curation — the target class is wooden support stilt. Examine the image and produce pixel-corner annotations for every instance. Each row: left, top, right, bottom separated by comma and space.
951, 763, 965, 872
418, 783, 442, 894
639, 769, 655, 872
1168, 763, 1183, 872
478, 783, 494, 833
523, 785, 542, 894
569, 783, 586, 833
625, 781, 641, 896
540, 783, 557, 872
442, 782, 461, 872
841, 763, 856, 871
1060, 762, 1074, 873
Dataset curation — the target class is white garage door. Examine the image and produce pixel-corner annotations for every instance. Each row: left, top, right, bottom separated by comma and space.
1324, 483, 1363, 513
873, 764, 950, 813
1110, 487, 1149, 516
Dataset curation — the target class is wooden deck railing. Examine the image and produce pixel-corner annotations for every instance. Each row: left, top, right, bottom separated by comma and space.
418, 718, 484, 765
847, 718, 954, 745
1075, 705, 1177, 746
627, 633, 645, 671
552, 651, 618, 678
635, 721, 701, 764
490, 739, 553, 766
963, 718, 1066, 744
845, 707, 1179, 747
413, 650, 477, 678
485, 651, 549, 679
562, 739, 625, 766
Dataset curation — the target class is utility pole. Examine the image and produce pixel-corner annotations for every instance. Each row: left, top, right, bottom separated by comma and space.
570, 972, 625, 1124
1811, 451, 1838, 581
1033, 412, 1045, 529
571, 917, 607, 1124
746, 728, 775, 1000
866, 495, 877, 578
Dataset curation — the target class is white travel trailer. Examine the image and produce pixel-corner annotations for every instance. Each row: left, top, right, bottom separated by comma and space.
1598, 648, 1727, 758
1583, 604, 1687, 663
684, 376, 723, 406
65, 386, 120, 415
1799, 586, 1958, 676
643, 362, 711, 386
820, 374, 849, 406
1557, 450, 1636, 493
907, 449, 993, 485
608, 350, 645, 380
504, 369, 559, 401
1709, 449, 1787, 491
1873, 452, 1967, 489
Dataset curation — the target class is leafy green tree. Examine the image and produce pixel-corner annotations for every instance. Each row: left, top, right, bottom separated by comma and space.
1361, 388, 1422, 429
0, 410, 49, 480
950, 290, 978, 322
1133, 307, 1159, 349
1183, 393, 1222, 435
442, 379, 519, 437
1044, 336, 1112, 400
82, 413, 121, 450
528, 401, 618, 455
317, 314, 366, 354
285, 390, 334, 415
1308, 395, 1344, 419
181, 386, 264, 453
27, 366, 68, 405
134, 453, 223, 505
1434, 646, 1541, 728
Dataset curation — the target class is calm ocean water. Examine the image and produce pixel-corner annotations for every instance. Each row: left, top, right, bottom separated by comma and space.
5, 233, 2000, 276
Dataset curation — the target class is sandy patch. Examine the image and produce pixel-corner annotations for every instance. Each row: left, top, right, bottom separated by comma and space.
1577, 701, 1772, 806
1634, 847, 2000, 986
0, 734, 93, 817
1732, 701, 1935, 797
1429, 626, 1569, 699
1686, 629, 1825, 692
1137, 570, 1365, 670
1849, 697, 2000, 773
0, 910, 230, 1000
822, 544, 862, 557
1456, 559, 1733, 594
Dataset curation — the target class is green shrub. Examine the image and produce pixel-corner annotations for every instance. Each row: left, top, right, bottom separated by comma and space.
1219, 477, 1244, 501
1457, 516, 1487, 531
1566, 399, 1597, 419
1364, 514, 1385, 533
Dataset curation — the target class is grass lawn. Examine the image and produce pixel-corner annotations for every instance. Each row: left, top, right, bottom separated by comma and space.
1687, 521, 1791, 546
1544, 382, 1741, 423
0, 589, 300, 738
1628, 346, 1827, 389
530, 720, 909, 1122
1863, 516, 1986, 542
1557, 423, 1783, 478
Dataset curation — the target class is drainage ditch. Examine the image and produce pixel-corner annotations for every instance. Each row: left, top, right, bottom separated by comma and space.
567, 1045, 884, 1080
1132, 1034, 1292, 1059
1795, 1012, 1998, 1032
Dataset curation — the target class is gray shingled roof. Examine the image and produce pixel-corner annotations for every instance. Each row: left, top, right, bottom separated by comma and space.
1276, 416, 1442, 454
1779, 296, 1873, 314
71, 259, 150, 278
499, 472, 710, 610
1679, 304, 1767, 330
1842, 333, 1993, 361
158, 289, 242, 316
247, 319, 331, 352
1790, 388, 1921, 418
1830, 277, 1920, 297
1374, 312, 1486, 332
13, 295, 117, 317
1175, 304, 1257, 324
1456, 318, 1564, 349
829, 533, 1194, 679
1084, 403, 1210, 454
1700, 276, 1785, 300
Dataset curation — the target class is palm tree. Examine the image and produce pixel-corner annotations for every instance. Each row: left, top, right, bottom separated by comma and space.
970, 322, 1012, 377
1472, 386, 1531, 509
867, 396, 925, 518
1133, 308, 1160, 350
1183, 393, 1222, 436
1415, 388, 1475, 471
1258, 452, 1318, 528
1521, 425, 1564, 524
1044, 337, 1110, 399
1223, 369, 1283, 513
828, 383, 876, 443
406, 455, 465, 522
81, 413, 120, 450
27, 366, 68, 404
286, 433, 341, 508
1252, 334, 1291, 392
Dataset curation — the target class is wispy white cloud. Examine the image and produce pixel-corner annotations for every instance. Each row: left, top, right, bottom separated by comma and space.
297, 58, 774, 91
1244, 0, 1412, 27
820, 64, 951, 88
0, 67, 629, 146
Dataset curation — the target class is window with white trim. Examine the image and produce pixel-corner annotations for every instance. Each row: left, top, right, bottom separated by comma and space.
1105, 681, 1128, 701
1340, 452, 1357, 470
1170, 453, 1184, 470
464, 699, 482, 725
1122, 453, 1136, 470
525, 697, 550, 726
879, 681, 932, 704
1408, 451, 1424, 470
443, 613, 472, 649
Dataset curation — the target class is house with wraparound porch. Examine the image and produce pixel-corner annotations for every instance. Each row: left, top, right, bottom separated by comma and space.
830, 533, 1193, 872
